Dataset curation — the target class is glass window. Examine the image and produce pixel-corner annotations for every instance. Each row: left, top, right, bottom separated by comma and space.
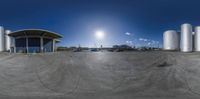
15, 38, 27, 53
43, 38, 53, 52
28, 38, 41, 53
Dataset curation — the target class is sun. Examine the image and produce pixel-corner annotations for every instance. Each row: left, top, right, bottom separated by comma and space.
95, 30, 105, 40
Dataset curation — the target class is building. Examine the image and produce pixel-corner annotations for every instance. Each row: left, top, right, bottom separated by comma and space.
8, 29, 62, 53
0, 26, 62, 53
0, 27, 63, 53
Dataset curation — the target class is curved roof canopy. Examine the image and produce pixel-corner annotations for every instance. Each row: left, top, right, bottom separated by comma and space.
8, 29, 63, 39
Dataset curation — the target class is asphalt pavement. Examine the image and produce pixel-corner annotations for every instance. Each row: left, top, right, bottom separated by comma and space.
0, 51, 199, 99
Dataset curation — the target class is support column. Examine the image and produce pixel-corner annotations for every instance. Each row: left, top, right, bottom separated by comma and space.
52, 39, 55, 52
14, 38, 16, 53
26, 37, 29, 53
40, 37, 43, 53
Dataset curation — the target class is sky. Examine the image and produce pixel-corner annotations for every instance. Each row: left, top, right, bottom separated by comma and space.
0, 0, 200, 47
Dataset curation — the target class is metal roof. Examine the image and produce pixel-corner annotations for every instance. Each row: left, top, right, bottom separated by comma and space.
8, 29, 63, 38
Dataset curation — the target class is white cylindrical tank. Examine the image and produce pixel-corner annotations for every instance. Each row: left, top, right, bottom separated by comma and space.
180, 23, 193, 52
5, 30, 11, 51
163, 30, 179, 50
194, 26, 200, 51
0, 26, 5, 52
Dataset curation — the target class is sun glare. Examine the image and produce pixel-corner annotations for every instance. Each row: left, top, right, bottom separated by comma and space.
95, 30, 105, 40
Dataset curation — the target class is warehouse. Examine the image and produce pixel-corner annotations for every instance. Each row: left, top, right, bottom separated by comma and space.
8, 29, 62, 53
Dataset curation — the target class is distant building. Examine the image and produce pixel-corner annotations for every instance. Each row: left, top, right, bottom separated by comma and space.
0, 27, 62, 53
112, 44, 132, 49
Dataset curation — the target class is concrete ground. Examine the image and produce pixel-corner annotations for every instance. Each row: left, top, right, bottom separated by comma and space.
0, 51, 199, 99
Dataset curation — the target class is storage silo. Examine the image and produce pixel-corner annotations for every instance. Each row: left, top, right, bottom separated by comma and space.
5, 30, 11, 51
194, 26, 200, 51
0, 26, 5, 52
180, 23, 193, 52
163, 30, 179, 50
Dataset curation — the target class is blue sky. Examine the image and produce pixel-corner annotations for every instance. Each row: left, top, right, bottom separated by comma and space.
0, 0, 200, 47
